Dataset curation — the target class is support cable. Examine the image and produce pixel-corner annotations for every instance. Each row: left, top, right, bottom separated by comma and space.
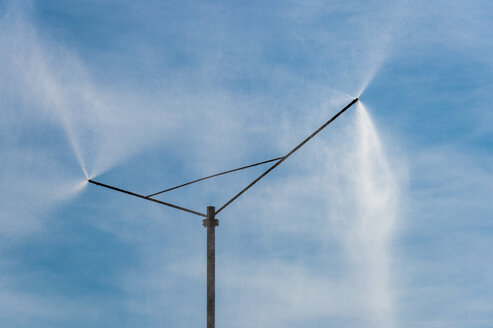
146, 157, 283, 198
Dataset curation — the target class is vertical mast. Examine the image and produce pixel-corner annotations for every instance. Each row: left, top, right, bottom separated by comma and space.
203, 206, 218, 328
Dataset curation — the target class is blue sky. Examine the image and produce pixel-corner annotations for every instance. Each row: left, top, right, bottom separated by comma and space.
1, 0, 492, 327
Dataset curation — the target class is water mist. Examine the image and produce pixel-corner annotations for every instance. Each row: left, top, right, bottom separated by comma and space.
327, 101, 400, 327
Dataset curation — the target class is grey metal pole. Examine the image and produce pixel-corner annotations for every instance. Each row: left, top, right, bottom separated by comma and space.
203, 206, 218, 328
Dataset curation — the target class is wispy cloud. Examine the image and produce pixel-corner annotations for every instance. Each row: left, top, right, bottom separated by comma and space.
2, 0, 492, 327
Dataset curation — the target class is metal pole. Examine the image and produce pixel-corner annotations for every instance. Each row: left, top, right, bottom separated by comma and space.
203, 206, 218, 328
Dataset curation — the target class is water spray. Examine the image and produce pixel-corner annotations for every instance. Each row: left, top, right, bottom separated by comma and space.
89, 97, 358, 328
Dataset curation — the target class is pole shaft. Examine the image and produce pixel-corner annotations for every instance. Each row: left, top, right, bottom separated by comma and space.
203, 206, 218, 328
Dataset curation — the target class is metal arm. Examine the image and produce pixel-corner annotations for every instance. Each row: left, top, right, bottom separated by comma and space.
88, 179, 206, 217
215, 97, 358, 215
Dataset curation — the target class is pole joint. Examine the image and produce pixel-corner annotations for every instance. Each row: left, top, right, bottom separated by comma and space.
203, 218, 219, 228
203, 206, 219, 228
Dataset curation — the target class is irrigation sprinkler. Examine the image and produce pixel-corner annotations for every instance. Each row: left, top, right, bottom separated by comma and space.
89, 97, 358, 328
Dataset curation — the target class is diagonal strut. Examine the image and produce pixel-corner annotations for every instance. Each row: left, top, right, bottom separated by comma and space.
146, 157, 283, 198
